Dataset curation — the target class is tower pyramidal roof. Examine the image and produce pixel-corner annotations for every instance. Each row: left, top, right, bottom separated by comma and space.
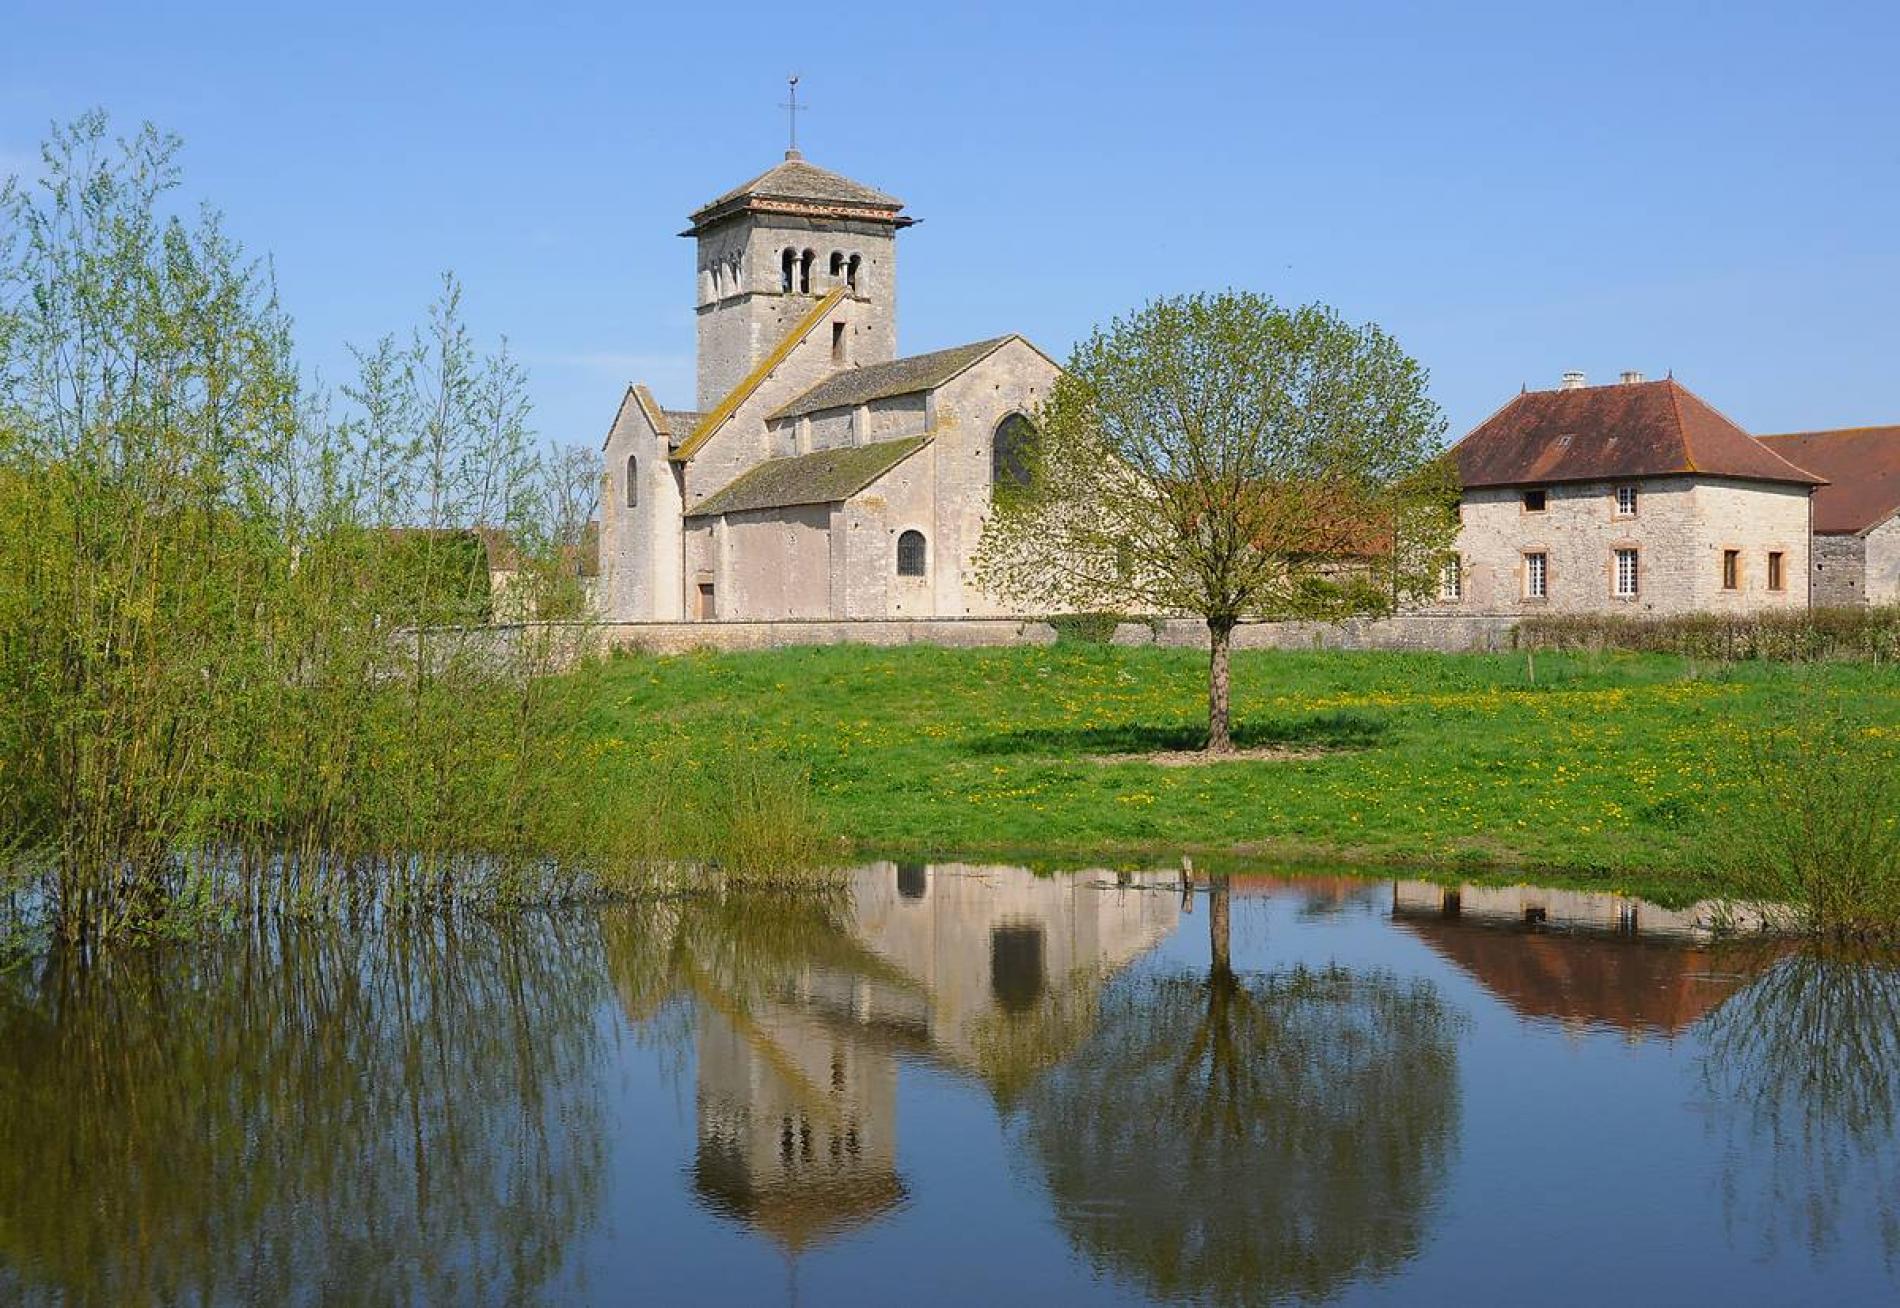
686, 151, 912, 234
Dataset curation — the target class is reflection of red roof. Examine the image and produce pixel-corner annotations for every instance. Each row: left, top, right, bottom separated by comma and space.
1453, 380, 1824, 489
1759, 426, 1900, 534
1393, 916, 1757, 1035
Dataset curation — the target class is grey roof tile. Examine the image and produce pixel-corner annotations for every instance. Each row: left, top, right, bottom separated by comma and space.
690, 155, 906, 230
687, 435, 929, 518
766, 338, 1013, 422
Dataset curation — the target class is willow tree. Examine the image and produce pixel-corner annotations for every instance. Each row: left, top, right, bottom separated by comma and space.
975, 292, 1457, 752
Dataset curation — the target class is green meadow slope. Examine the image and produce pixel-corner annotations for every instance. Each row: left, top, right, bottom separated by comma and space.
579, 644, 1900, 903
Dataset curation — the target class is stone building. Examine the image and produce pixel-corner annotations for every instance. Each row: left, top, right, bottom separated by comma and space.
599, 150, 1060, 621
1438, 372, 1824, 616
1758, 426, 1900, 606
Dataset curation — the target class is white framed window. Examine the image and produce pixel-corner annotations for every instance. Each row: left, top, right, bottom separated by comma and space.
1525, 552, 1548, 599
1615, 548, 1639, 597
1440, 556, 1462, 601
1616, 485, 1637, 516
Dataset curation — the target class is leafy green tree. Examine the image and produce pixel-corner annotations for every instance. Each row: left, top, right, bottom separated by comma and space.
975, 292, 1458, 751
0, 113, 629, 947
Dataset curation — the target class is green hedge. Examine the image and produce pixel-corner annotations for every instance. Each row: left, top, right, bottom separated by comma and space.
1047, 612, 1128, 645
1518, 607, 1900, 661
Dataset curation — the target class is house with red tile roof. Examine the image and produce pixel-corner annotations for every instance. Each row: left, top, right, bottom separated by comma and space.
1438, 372, 1824, 615
1758, 426, 1900, 606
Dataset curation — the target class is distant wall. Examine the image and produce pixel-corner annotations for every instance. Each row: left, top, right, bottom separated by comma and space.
581, 614, 1521, 656
1811, 532, 1866, 606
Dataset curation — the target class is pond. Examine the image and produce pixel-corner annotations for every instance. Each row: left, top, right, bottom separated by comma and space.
3, 864, 1897, 1305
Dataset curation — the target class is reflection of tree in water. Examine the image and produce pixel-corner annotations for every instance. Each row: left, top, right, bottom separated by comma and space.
1015, 879, 1464, 1307
0, 916, 610, 1306
1697, 946, 1900, 1270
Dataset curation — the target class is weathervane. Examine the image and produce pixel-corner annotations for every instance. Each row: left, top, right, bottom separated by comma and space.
780, 75, 807, 157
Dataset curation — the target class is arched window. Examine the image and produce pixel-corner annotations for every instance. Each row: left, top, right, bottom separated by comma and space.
896, 530, 927, 577
992, 413, 1037, 493
780, 248, 796, 293
625, 455, 638, 508
828, 251, 844, 281
727, 254, 742, 294
846, 254, 861, 292
798, 249, 814, 294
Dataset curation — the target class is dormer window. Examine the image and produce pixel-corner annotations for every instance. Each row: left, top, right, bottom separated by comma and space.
1523, 489, 1547, 512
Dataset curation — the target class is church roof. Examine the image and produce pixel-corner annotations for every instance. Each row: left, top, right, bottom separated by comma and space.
687, 151, 911, 233
767, 337, 1016, 421
1452, 378, 1825, 490
1758, 426, 1900, 534
687, 434, 929, 518
660, 409, 704, 442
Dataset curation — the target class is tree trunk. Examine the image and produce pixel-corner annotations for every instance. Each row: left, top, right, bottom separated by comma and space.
1207, 619, 1235, 753
1209, 873, 1233, 982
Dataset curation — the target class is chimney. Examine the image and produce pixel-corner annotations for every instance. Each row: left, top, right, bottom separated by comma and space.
1559, 370, 1588, 391
1620, 370, 1646, 385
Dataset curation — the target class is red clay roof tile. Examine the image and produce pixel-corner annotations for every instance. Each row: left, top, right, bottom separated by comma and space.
1452, 379, 1824, 490
1758, 426, 1900, 534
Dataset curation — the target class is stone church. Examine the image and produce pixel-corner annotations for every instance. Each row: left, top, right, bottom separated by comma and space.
599, 149, 1059, 621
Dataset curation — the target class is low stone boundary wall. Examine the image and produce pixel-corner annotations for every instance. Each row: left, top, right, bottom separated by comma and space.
580, 614, 1521, 656
1136, 615, 1520, 653
597, 617, 1058, 654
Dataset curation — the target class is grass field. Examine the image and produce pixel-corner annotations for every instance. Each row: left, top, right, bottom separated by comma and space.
578, 644, 1900, 903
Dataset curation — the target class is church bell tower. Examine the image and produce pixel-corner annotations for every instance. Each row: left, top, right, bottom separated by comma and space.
683, 141, 914, 411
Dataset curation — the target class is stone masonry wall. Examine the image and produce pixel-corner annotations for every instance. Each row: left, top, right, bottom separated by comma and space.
1808, 532, 1864, 606
599, 392, 685, 620
1446, 476, 1810, 617
567, 614, 1521, 657
1865, 515, 1900, 606
1686, 479, 1810, 611
929, 339, 1060, 617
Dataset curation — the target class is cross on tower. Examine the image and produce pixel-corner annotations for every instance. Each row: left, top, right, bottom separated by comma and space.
780, 75, 807, 158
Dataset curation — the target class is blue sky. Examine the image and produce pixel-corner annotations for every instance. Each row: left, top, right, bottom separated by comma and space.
5, 1, 1896, 449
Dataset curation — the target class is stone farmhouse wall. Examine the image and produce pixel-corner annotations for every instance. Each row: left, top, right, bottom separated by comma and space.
1448, 476, 1809, 616
1811, 533, 1865, 607
1866, 515, 1900, 606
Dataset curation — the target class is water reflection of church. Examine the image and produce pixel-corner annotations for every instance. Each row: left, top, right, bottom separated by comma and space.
690, 862, 1180, 1254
